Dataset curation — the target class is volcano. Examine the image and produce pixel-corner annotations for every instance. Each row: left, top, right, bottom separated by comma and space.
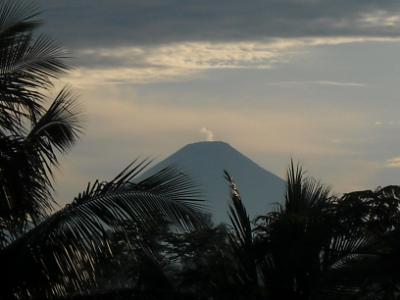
143, 141, 286, 223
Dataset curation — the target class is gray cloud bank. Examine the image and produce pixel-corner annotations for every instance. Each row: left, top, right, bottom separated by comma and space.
38, 0, 400, 49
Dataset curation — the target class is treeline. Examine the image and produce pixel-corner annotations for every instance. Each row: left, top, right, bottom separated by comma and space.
79, 168, 400, 300
1, 2, 400, 300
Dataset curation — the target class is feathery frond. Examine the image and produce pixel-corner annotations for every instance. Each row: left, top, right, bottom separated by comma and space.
0, 162, 205, 298
0, 88, 82, 238
0, 1, 68, 133
225, 171, 258, 286
26, 87, 82, 167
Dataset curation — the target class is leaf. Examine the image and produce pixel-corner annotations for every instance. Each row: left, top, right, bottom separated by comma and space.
0, 162, 205, 298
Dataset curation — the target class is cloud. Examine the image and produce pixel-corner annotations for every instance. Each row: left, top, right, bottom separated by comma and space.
37, 0, 400, 49
63, 37, 400, 85
359, 10, 400, 28
65, 40, 300, 85
75, 40, 302, 69
313, 81, 366, 87
266, 80, 366, 88
373, 120, 400, 127
34, 1, 400, 86
200, 127, 214, 141
65, 66, 197, 86
386, 156, 400, 168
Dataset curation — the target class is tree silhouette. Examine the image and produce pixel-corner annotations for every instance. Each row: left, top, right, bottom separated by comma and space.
0, 3, 204, 299
225, 161, 383, 300
3, 2, 400, 300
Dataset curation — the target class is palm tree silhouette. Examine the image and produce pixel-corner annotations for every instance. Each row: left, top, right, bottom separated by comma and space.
0, 3, 204, 299
225, 161, 374, 300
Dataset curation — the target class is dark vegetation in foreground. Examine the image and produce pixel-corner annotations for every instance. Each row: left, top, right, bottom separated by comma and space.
1, 2, 400, 300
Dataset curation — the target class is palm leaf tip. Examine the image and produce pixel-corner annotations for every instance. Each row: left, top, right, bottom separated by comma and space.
0, 1, 70, 133
224, 171, 251, 240
0, 1, 40, 33
135, 166, 206, 228
28, 87, 83, 152
73, 162, 206, 230
224, 170, 258, 284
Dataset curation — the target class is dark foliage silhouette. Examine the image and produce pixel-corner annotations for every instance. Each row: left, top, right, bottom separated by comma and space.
3, 2, 400, 300
0, 3, 204, 299
224, 161, 398, 300
48, 164, 400, 300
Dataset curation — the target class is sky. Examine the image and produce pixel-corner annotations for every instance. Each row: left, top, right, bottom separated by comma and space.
35, 0, 400, 203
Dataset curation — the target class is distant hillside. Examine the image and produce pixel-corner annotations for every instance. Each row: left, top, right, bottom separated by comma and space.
142, 141, 286, 223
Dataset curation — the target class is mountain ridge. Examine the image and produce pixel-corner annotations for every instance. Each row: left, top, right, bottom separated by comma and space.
143, 141, 286, 223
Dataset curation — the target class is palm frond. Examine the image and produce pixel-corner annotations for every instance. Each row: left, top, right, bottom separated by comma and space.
0, 1, 40, 37
0, 1, 68, 132
26, 87, 82, 166
0, 161, 205, 298
0, 89, 82, 237
285, 159, 332, 214
135, 167, 205, 217
74, 159, 153, 204
225, 171, 258, 285
226, 171, 252, 251
0, 134, 54, 235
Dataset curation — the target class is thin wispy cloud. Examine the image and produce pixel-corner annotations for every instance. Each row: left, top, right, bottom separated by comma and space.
386, 157, 400, 168
266, 80, 366, 88
373, 120, 400, 127
65, 37, 399, 86
360, 10, 400, 28
67, 40, 298, 85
